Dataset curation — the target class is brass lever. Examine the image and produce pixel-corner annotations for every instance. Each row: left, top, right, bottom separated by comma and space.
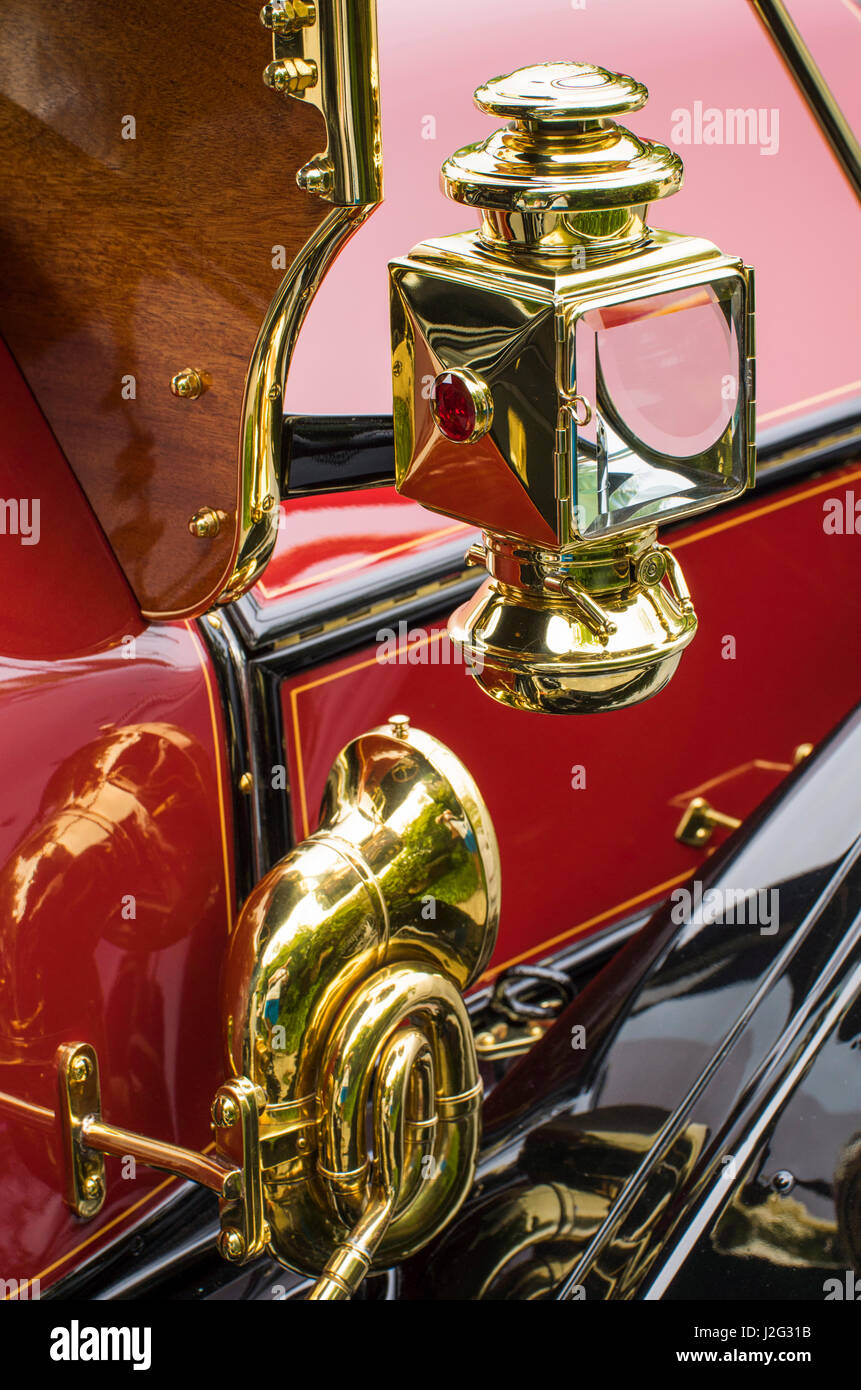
675, 744, 813, 848
675, 796, 742, 848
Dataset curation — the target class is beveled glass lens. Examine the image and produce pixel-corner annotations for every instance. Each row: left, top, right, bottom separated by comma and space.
572, 277, 747, 537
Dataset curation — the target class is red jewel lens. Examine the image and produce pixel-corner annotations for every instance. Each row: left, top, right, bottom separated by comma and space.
431, 371, 477, 442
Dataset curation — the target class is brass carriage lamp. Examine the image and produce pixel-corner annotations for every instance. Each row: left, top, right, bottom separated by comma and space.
389, 63, 755, 713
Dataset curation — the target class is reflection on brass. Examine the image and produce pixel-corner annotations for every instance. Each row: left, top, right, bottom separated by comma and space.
222, 721, 500, 1298
238, 772, 254, 795
221, 0, 383, 605
170, 368, 207, 399
449, 530, 697, 714
675, 795, 743, 848
793, 741, 814, 765
389, 62, 755, 713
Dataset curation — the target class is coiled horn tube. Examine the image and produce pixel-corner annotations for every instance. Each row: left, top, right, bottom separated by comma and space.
222, 720, 500, 1295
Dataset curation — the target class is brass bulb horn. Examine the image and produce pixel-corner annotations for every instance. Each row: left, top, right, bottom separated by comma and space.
222, 718, 500, 1298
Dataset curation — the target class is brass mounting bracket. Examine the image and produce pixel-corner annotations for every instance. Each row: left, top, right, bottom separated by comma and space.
261, 0, 382, 205
55, 1043, 266, 1264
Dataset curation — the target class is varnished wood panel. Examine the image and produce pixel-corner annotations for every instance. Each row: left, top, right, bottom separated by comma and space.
0, 1, 327, 617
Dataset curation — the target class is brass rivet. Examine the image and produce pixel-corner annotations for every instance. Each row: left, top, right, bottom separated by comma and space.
388, 714, 411, 738
239, 772, 254, 795
217, 1228, 246, 1262
207, 613, 223, 630
212, 1096, 240, 1128
70, 1054, 91, 1083
793, 742, 814, 765
188, 507, 223, 539
263, 57, 318, 95
170, 368, 206, 400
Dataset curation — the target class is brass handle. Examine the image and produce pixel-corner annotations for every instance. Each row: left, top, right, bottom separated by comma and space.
675, 796, 742, 848
675, 744, 813, 848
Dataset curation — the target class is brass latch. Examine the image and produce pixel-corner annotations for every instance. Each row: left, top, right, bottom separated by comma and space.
674, 743, 813, 848
674, 796, 742, 848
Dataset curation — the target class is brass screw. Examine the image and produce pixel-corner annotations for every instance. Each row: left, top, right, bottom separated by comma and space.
212, 1095, 240, 1128
238, 772, 254, 795
267, 382, 281, 401
296, 1135, 310, 1154
170, 368, 206, 400
82, 1174, 102, 1200
388, 714, 411, 739
70, 1054, 91, 1083
260, 0, 316, 33
250, 494, 276, 524
188, 507, 223, 539
637, 551, 667, 586
217, 1228, 246, 1262
263, 57, 318, 95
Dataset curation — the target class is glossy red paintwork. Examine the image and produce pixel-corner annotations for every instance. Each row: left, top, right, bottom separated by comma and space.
0, 622, 235, 1292
280, 461, 861, 982
256, 487, 468, 601
0, 344, 234, 1293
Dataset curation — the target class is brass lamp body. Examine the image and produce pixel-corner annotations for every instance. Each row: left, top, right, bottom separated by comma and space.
390, 62, 755, 714
221, 720, 500, 1296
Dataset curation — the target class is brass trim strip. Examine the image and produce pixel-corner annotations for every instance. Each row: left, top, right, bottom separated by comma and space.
223, 204, 377, 604
219, 0, 384, 604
